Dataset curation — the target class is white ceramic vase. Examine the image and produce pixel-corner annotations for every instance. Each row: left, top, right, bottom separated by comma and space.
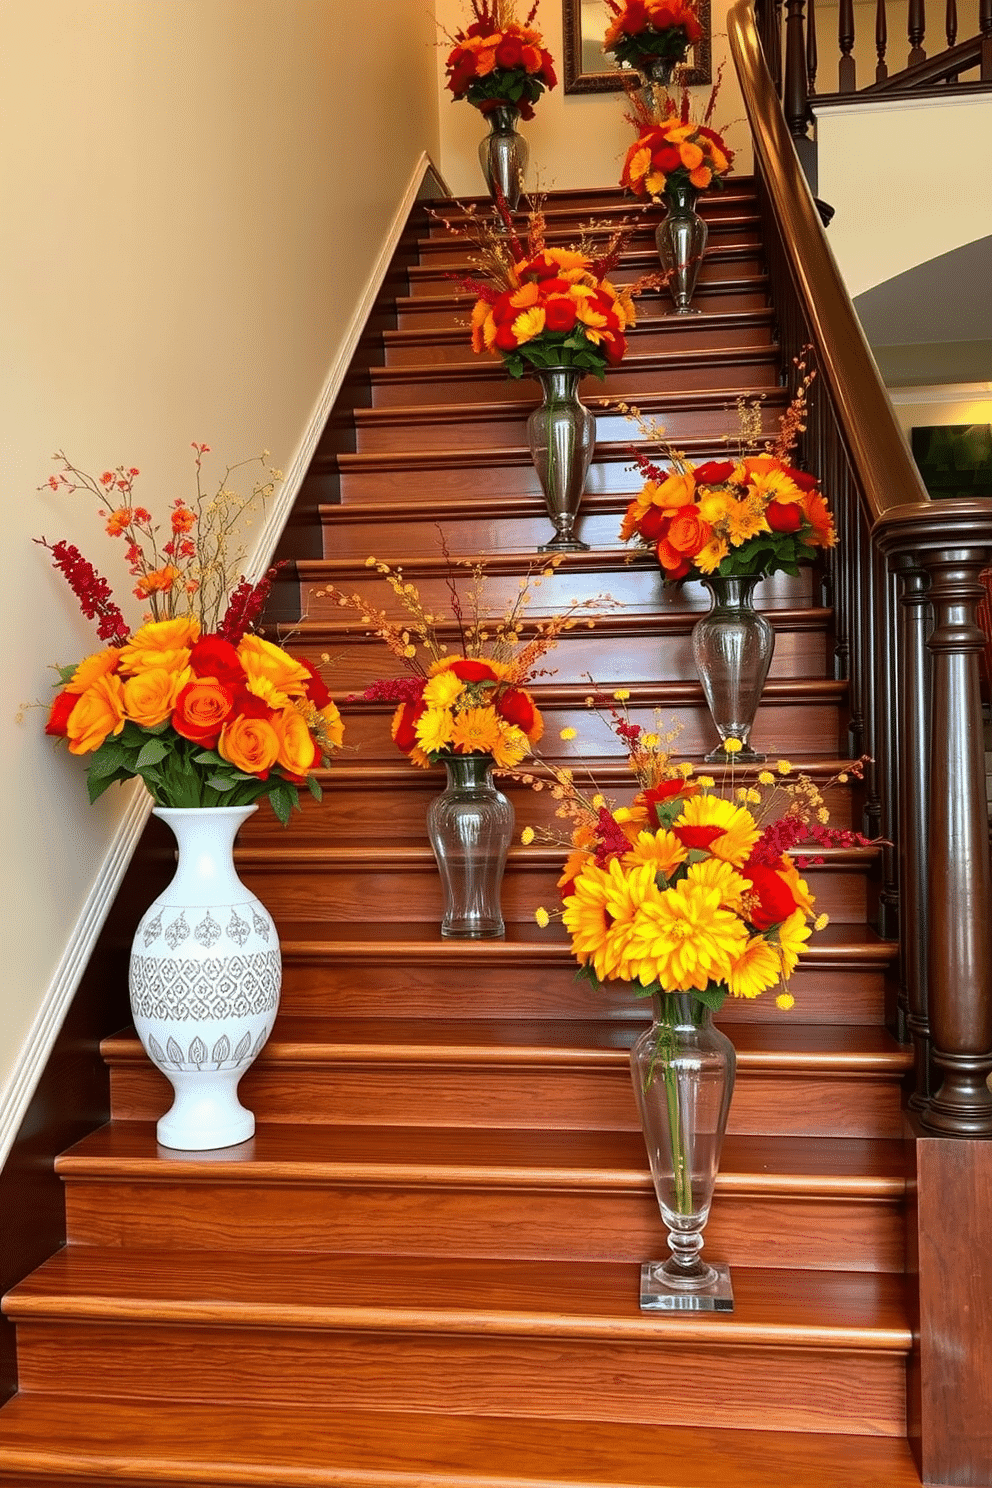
128, 804, 281, 1151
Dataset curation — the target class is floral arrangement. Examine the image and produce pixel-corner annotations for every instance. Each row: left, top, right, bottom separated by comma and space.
39, 447, 342, 820
619, 361, 836, 582
322, 550, 603, 770
603, 0, 704, 73
443, 0, 557, 120
620, 84, 733, 199
434, 195, 658, 379
530, 696, 868, 1009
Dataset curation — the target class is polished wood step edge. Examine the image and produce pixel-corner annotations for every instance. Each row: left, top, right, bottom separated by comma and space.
383, 307, 776, 352
367, 344, 780, 391
288, 609, 835, 645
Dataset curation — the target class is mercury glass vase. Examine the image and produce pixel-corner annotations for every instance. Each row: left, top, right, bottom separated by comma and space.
527, 365, 595, 552
656, 182, 708, 315
691, 574, 775, 762
427, 752, 514, 939
478, 105, 528, 216
631, 992, 737, 1311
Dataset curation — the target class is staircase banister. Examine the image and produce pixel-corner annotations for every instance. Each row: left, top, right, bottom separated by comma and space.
874, 496, 992, 551
860, 32, 989, 89
727, 0, 931, 522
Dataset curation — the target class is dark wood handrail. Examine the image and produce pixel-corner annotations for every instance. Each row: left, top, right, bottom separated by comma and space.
728, 0, 931, 521
860, 30, 988, 86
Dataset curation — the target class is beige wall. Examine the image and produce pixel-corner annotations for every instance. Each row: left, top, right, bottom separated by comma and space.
814, 93, 992, 297
434, 0, 753, 198
0, 0, 439, 1149
889, 383, 992, 442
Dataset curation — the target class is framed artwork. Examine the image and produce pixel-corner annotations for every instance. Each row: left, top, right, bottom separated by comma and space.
562, 0, 713, 92
910, 424, 992, 500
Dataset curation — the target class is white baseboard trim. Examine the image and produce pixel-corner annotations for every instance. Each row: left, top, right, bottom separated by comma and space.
0, 149, 449, 1171
0, 781, 151, 1169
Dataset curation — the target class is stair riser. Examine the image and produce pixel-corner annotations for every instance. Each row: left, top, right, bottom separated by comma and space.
406, 253, 764, 298
275, 955, 890, 1025
353, 397, 783, 453
326, 697, 847, 758
285, 627, 832, 691
63, 1181, 906, 1272
382, 318, 776, 365
416, 222, 763, 266
13, 1323, 906, 1437
396, 281, 772, 325
369, 357, 781, 410
235, 857, 870, 925
108, 1061, 907, 1139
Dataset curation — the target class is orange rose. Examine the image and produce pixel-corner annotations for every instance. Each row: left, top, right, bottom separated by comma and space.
218, 712, 280, 778
66, 673, 126, 755
172, 678, 235, 745
320, 699, 345, 750
67, 647, 122, 694
667, 506, 713, 556
237, 634, 311, 707
273, 706, 318, 778
118, 617, 199, 675
123, 666, 190, 728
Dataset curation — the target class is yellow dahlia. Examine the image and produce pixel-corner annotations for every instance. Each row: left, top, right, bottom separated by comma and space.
423, 670, 465, 709
490, 720, 530, 769
626, 880, 749, 992
686, 857, 750, 911
725, 494, 771, 545
450, 706, 503, 755
676, 795, 761, 865
415, 706, 455, 756
563, 858, 662, 983
776, 907, 813, 977
726, 934, 783, 999
624, 829, 687, 880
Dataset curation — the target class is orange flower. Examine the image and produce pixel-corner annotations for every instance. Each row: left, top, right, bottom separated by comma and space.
801, 489, 837, 547
118, 617, 199, 674
172, 678, 236, 745
122, 666, 190, 728
273, 706, 318, 777
667, 506, 713, 556
218, 712, 280, 778
134, 565, 180, 598
66, 673, 126, 755
105, 507, 134, 536
238, 634, 311, 706
67, 647, 122, 695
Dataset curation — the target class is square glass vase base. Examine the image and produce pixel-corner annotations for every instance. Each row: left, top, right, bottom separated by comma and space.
639, 1261, 735, 1312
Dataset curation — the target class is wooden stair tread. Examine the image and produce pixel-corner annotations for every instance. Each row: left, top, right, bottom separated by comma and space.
233, 840, 876, 868
287, 610, 834, 644
0, 1396, 925, 1486
367, 345, 779, 389
6, 1249, 911, 1347
57, 1121, 908, 1195
102, 1019, 912, 1073
383, 306, 776, 349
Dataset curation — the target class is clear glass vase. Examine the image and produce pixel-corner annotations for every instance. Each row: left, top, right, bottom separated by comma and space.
527, 365, 595, 553
691, 574, 775, 762
637, 54, 680, 108
655, 181, 708, 315
631, 992, 736, 1311
478, 105, 528, 216
426, 753, 514, 939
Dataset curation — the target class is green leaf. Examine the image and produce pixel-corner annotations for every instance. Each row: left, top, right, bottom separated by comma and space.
88, 743, 135, 779
307, 775, 323, 801
87, 768, 126, 804
205, 774, 236, 792
266, 783, 298, 825
692, 983, 728, 1012
56, 664, 76, 686
193, 749, 223, 766
135, 739, 169, 769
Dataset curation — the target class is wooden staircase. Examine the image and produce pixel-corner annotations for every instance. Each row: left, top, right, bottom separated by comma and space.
0, 184, 926, 1486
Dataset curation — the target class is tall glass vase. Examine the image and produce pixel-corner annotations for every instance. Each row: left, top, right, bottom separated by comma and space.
527, 365, 595, 552
631, 992, 736, 1311
129, 805, 281, 1151
427, 753, 514, 939
656, 182, 708, 315
637, 53, 679, 108
691, 574, 775, 762
478, 105, 528, 216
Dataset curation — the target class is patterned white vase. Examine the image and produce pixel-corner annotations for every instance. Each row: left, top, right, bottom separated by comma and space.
129, 804, 281, 1151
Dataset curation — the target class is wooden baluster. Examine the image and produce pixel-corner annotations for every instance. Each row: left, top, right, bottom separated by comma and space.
838, 0, 856, 89
806, 0, 818, 92
908, 0, 927, 64
981, 0, 991, 79
945, 0, 958, 80
875, 0, 889, 79
784, 0, 811, 136
758, 0, 785, 93
920, 542, 992, 1134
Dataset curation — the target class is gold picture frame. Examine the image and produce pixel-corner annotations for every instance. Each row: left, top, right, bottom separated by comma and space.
562, 0, 713, 92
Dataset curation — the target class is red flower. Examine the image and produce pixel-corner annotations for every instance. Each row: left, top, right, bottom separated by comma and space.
621, 0, 650, 33
495, 36, 523, 67
496, 686, 537, 734
392, 699, 426, 753
299, 657, 332, 710
766, 501, 803, 533
637, 504, 669, 542
652, 143, 683, 174
544, 298, 578, 333
494, 321, 519, 351
540, 51, 558, 86
45, 691, 78, 738
656, 539, 692, 580
603, 332, 627, 366
673, 823, 724, 850
172, 679, 236, 746
693, 459, 735, 484
782, 465, 820, 492
742, 861, 799, 930
188, 636, 245, 686
636, 778, 695, 827
449, 658, 498, 683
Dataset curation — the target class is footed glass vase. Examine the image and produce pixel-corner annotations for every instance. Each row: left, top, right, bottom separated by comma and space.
631, 993, 737, 1311
478, 105, 528, 216
692, 574, 775, 762
656, 182, 708, 315
527, 365, 595, 552
637, 53, 681, 107
427, 753, 514, 938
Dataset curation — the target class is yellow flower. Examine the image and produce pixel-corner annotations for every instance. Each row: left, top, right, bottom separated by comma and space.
423, 670, 465, 709
535, 907, 550, 929
560, 727, 577, 740
122, 665, 190, 728
319, 699, 345, 751
613, 689, 630, 701
686, 857, 749, 911
238, 634, 311, 703
723, 738, 744, 755
521, 827, 535, 846
118, 617, 200, 675
726, 934, 782, 999
624, 829, 687, 880
511, 305, 546, 344
725, 494, 770, 545
776, 992, 796, 1010
814, 912, 830, 931
563, 859, 661, 983
675, 794, 761, 866
415, 707, 455, 756
66, 672, 127, 755
696, 537, 730, 574
626, 880, 749, 992
776, 908, 812, 977
490, 720, 530, 768
758, 771, 775, 785
776, 759, 792, 775
450, 706, 503, 755
66, 647, 122, 694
